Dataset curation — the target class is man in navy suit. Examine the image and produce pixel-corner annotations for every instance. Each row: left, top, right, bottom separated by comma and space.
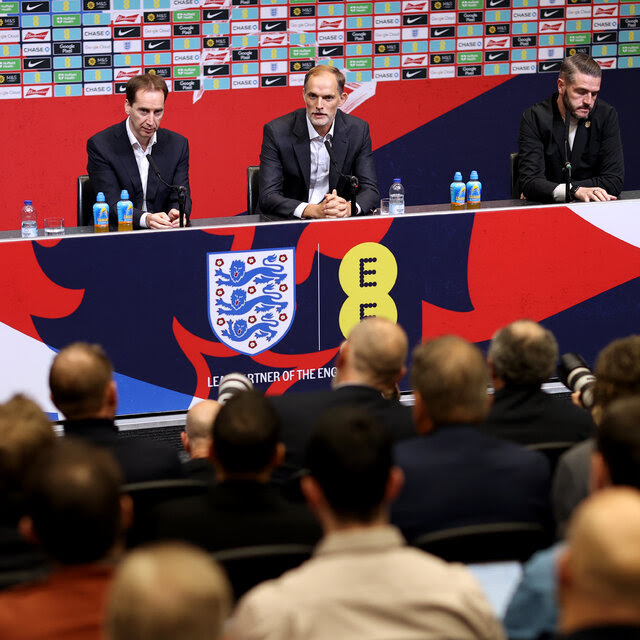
258, 65, 379, 220
392, 335, 551, 542
87, 74, 191, 229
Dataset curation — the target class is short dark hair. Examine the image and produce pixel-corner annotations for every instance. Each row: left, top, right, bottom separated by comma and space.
489, 319, 558, 386
304, 65, 345, 93
597, 397, 640, 490
212, 391, 280, 474
49, 342, 113, 419
23, 438, 123, 565
411, 335, 489, 424
560, 53, 601, 85
305, 406, 392, 523
593, 336, 640, 411
126, 73, 168, 105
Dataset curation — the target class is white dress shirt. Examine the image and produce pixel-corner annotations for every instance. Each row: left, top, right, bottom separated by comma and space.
125, 117, 157, 228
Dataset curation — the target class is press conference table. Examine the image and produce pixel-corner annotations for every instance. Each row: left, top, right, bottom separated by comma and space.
2, 194, 639, 417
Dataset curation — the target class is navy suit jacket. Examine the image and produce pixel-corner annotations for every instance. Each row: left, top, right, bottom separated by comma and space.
518, 93, 624, 203
391, 424, 552, 541
87, 120, 191, 229
258, 108, 380, 219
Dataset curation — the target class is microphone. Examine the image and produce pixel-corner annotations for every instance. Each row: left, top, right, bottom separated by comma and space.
146, 154, 188, 228
324, 139, 359, 216
563, 112, 572, 203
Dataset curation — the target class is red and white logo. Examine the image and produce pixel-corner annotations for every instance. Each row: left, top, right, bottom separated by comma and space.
24, 30, 49, 40
402, 54, 427, 66
404, 1, 428, 11
114, 13, 141, 23
260, 33, 286, 45
115, 67, 142, 80
485, 37, 509, 48
596, 57, 616, 68
204, 48, 230, 62
24, 85, 52, 98
202, 0, 229, 8
540, 21, 564, 32
594, 6, 617, 17
318, 18, 344, 30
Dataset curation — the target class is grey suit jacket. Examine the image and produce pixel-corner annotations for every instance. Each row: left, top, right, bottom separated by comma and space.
258, 108, 379, 219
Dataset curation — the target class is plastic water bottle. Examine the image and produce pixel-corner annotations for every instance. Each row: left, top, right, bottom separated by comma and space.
20, 200, 37, 238
450, 172, 466, 210
93, 192, 109, 233
117, 190, 133, 232
389, 178, 405, 216
466, 170, 482, 209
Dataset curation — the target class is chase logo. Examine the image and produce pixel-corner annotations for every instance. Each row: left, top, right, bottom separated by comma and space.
208, 249, 295, 356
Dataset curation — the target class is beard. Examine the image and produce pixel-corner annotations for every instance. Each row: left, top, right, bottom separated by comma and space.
563, 91, 593, 121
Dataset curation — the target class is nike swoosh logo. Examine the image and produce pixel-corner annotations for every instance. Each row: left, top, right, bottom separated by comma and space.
432, 28, 449, 35
264, 23, 281, 30
205, 11, 225, 18
320, 47, 339, 55
541, 62, 557, 70
206, 66, 223, 73
542, 10, 560, 17
594, 33, 613, 41
264, 78, 281, 84
116, 28, 135, 35
26, 59, 45, 66
405, 16, 424, 23
487, 52, 504, 59
405, 70, 422, 77
147, 41, 165, 48
25, 3, 45, 9
488, 0, 506, 6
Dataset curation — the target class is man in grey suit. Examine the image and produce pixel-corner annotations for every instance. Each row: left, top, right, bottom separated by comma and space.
257, 65, 379, 220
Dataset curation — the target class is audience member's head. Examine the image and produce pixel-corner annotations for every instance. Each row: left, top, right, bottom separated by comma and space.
411, 335, 490, 431
488, 319, 558, 388
0, 394, 54, 496
592, 335, 640, 421
335, 317, 408, 399
181, 400, 220, 460
49, 342, 116, 420
107, 542, 232, 640
302, 406, 403, 528
558, 487, 640, 633
591, 396, 640, 492
20, 438, 128, 565
211, 390, 282, 481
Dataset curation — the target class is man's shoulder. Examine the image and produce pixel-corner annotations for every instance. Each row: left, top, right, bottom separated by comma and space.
157, 127, 188, 145
264, 108, 305, 131
522, 94, 555, 120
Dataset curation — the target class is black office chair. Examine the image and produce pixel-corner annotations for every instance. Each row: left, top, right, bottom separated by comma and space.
122, 479, 209, 548
526, 441, 576, 477
247, 165, 260, 215
77, 175, 96, 227
412, 522, 549, 564
211, 544, 313, 600
510, 152, 521, 199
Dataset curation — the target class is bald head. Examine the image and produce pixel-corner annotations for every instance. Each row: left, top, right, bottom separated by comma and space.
107, 542, 232, 640
488, 319, 558, 387
183, 400, 220, 459
339, 318, 408, 395
559, 487, 640, 631
49, 342, 115, 419
411, 335, 490, 427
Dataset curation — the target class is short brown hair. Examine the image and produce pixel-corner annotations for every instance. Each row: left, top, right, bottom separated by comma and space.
593, 335, 640, 412
304, 65, 345, 93
50, 342, 114, 419
126, 73, 168, 105
560, 53, 601, 85
411, 335, 490, 425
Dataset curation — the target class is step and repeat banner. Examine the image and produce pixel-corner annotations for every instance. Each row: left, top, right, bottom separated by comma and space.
1, 0, 639, 99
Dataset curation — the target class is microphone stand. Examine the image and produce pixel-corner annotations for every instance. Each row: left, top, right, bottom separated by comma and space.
563, 114, 572, 203
146, 155, 188, 228
324, 140, 359, 216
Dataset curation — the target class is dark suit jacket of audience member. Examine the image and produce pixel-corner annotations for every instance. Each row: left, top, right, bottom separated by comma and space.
482, 385, 594, 446
392, 424, 552, 541
63, 418, 184, 484
182, 458, 216, 484
268, 384, 416, 484
147, 481, 322, 551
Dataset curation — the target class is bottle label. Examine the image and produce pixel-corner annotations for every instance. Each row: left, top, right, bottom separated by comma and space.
117, 201, 133, 224
450, 183, 466, 205
389, 202, 404, 215
94, 203, 109, 228
467, 183, 481, 204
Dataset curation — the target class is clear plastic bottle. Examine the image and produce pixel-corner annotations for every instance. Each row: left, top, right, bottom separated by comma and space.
450, 172, 466, 210
466, 170, 482, 209
93, 192, 110, 233
117, 190, 133, 232
389, 178, 405, 215
20, 200, 37, 238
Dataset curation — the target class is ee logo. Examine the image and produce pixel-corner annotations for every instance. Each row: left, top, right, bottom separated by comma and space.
338, 242, 398, 338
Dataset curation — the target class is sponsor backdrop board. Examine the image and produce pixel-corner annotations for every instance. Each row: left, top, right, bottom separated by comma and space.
1, 201, 639, 417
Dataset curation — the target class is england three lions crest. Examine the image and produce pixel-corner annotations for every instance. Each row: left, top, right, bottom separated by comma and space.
208, 248, 296, 356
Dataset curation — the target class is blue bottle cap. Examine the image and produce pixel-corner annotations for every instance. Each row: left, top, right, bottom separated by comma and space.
470, 171, 478, 180
120, 190, 129, 200
454, 172, 462, 182
96, 192, 106, 202
393, 178, 401, 183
